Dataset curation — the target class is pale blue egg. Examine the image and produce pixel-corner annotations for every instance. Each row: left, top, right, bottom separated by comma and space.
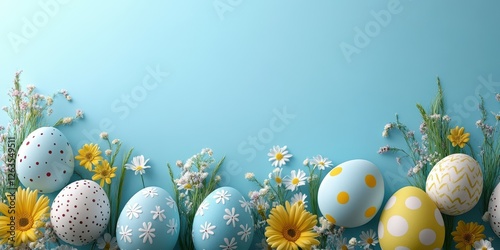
192, 186, 254, 250
318, 159, 384, 228
16, 127, 74, 193
116, 186, 180, 250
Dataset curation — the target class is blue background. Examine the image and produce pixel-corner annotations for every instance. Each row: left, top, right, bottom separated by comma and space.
1, 1, 500, 249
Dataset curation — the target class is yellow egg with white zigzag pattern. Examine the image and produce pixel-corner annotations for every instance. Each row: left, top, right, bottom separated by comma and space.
425, 153, 483, 216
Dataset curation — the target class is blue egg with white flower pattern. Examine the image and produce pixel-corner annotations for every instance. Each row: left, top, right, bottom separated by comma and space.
116, 186, 180, 250
192, 186, 254, 250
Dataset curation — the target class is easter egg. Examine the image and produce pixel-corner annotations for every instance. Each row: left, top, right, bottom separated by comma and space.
488, 183, 500, 238
379, 186, 445, 249
192, 186, 254, 250
317, 159, 384, 228
16, 126, 74, 193
50, 179, 110, 246
426, 153, 483, 216
116, 186, 180, 250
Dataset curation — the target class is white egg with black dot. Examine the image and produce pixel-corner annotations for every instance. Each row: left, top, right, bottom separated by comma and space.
16, 126, 74, 193
50, 179, 110, 246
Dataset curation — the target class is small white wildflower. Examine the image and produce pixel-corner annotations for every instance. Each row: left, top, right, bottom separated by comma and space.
100, 132, 108, 139
46, 96, 54, 106
176, 160, 183, 168
112, 139, 120, 144
62, 117, 73, 124
245, 172, 255, 180
75, 109, 84, 118
105, 149, 112, 156
382, 130, 389, 137
214, 175, 221, 182
348, 237, 357, 246
442, 115, 451, 122
66, 95, 72, 101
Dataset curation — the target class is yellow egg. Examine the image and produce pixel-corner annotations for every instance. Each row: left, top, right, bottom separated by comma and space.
378, 186, 445, 249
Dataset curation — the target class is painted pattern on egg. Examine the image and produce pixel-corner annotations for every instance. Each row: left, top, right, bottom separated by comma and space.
192, 187, 254, 250
379, 186, 445, 249
50, 179, 110, 246
16, 126, 74, 193
318, 159, 384, 228
116, 186, 180, 250
426, 153, 483, 216
488, 182, 500, 238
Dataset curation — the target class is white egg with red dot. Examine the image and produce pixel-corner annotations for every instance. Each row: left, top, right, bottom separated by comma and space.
50, 180, 110, 246
16, 127, 74, 193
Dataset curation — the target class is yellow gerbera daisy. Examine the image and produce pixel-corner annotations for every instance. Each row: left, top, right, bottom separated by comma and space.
265, 201, 319, 250
75, 143, 103, 170
92, 159, 117, 187
451, 220, 485, 250
0, 187, 49, 246
447, 126, 470, 148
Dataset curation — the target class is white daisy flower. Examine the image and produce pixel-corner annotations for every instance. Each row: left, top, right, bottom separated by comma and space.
126, 203, 143, 219
200, 221, 216, 240
125, 155, 151, 175
267, 145, 292, 167
96, 233, 117, 250
268, 167, 283, 187
223, 207, 240, 227
359, 229, 378, 249
119, 225, 132, 243
336, 237, 354, 250
474, 239, 493, 250
291, 192, 308, 208
237, 224, 251, 242
311, 155, 333, 170
283, 169, 307, 191
219, 237, 237, 250
151, 205, 166, 221
213, 189, 231, 204
139, 222, 156, 244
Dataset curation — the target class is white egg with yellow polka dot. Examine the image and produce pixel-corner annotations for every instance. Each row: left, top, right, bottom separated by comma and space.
317, 159, 384, 228
379, 186, 445, 249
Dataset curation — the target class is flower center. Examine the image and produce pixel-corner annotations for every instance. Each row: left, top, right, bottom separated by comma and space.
292, 178, 299, 185
341, 246, 348, 250
275, 153, 284, 161
367, 238, 373, 244
101, 169, 109, 177
104, 242, 110, 250
282, 225, 300, 242
463, 233, 473, 244
17, 215, 33, 231
85, 152, 94, 160
297, 201, 303, 206
275, 177, 282, 183
136, 165, 143, 171
482, 247, 488, 250
185, 183, 192, 189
